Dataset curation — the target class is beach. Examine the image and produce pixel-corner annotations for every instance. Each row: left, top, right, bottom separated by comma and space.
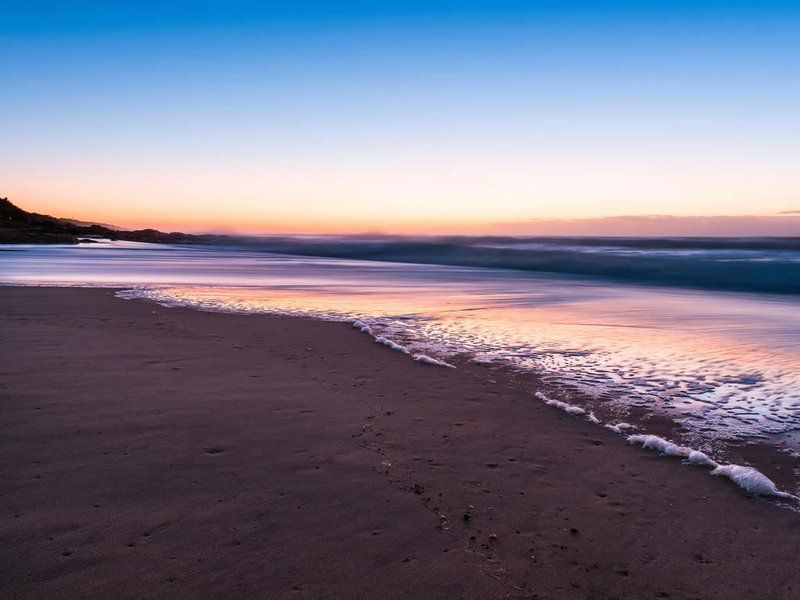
1, 286, 799, 599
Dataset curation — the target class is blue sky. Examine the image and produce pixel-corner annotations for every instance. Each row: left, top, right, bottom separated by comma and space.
2, 1, 799, 233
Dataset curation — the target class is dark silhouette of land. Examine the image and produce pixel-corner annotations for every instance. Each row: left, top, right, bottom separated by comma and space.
0, 198, 209, 245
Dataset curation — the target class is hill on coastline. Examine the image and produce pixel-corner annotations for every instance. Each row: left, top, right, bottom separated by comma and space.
0, 198, 209, 245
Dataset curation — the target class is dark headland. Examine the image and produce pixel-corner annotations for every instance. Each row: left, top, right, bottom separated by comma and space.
0, 198, 210, 245
1, 287, 799, 599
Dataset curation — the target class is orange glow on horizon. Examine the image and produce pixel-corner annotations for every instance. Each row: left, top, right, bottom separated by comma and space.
11, 191, 800, 238
6, 139, 800, 237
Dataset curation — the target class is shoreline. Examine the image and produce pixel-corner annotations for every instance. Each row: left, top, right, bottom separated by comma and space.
116, 284, 800, 499
2, 287, 800, 599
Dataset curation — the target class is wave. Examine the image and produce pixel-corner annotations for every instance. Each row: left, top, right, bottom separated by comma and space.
626, 433, 798, 500
223, 235, 800, 295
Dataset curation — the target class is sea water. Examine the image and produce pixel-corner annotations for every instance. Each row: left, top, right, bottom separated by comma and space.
2, 237, 799, 473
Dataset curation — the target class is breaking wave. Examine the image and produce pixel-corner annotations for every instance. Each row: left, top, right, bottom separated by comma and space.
227, 235, 800, 295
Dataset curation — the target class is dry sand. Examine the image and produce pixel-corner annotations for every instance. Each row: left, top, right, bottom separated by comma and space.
1, 287, 799, 599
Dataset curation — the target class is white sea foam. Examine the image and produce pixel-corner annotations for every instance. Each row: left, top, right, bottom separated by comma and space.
535, 391, 586, 416
711, 464, 796, 499
352, 319, 373, 335
627, 434, 799, 500
627, 434, 693, 458
413, 354, 455, 368
606, 422, 636, 434
685, 450, 718, 468
587, 412, 601, 424
375, 336, 410, 354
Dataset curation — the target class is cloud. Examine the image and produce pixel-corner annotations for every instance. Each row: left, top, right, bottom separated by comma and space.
489, 214, 800, 237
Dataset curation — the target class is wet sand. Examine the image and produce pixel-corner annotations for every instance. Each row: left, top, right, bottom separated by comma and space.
1, 287, 799, 599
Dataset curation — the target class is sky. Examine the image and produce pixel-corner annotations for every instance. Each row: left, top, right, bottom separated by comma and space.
2, 1, 800, 235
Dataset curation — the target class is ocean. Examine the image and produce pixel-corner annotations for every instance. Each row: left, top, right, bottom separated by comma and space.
2, 236, 799, 492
